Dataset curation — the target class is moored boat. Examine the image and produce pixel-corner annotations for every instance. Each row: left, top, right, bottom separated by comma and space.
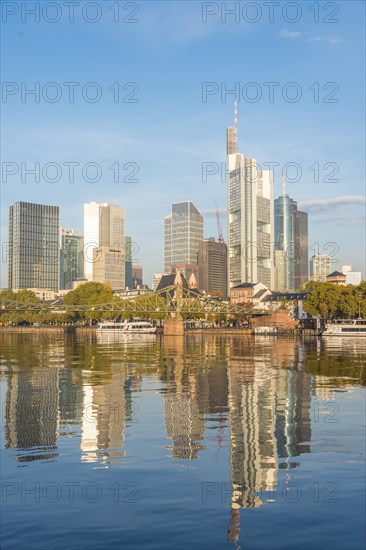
322, 319, 366, 337
96, 321, 157, 334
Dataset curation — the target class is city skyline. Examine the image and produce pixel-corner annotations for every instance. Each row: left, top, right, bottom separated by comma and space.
1, 1, 365, 287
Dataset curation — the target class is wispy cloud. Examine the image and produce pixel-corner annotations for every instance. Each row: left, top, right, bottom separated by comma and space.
201, 207, 226, 219
279, 29, 301, 39
309, 36, 344, 44
299, 195, 365, 212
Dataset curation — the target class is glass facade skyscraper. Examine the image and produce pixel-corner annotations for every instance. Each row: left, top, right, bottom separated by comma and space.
274, 195, 308, 290
59, 228, 84, 290
164, 201, 203, 274
8, 201, 59, 291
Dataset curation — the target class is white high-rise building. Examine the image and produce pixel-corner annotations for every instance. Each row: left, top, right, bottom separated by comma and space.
227, 120, 274, 291
83, 202, 125, 289
342, 265, 362, 286
310, 254, 332, 282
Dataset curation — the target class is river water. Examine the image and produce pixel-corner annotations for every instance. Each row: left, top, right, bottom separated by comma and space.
0, 333, 365, 550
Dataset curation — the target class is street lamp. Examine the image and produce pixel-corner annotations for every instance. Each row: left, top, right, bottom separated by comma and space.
358, 293, 362, 319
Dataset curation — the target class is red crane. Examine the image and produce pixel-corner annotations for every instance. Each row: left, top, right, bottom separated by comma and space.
215, 202, 225, 244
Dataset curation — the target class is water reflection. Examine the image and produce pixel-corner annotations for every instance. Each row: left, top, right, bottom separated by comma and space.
1, 333, 365, 546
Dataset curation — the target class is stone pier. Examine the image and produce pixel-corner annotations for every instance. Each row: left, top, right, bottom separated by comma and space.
163, 313, 184, 336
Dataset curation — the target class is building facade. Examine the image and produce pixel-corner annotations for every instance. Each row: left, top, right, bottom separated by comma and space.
125, 236, 133, 289
164, 201, 204, 275
59, 228, 84, 290
310, 254, 332, 282
198, 238, 228, 297
8, 201, 59, 291
132, 264, 143, 287
274, 195, 308, 290
83, 202, 125, 288
342, 266, 362, 286
227, 127, 274, 291
93, 247, 125, 290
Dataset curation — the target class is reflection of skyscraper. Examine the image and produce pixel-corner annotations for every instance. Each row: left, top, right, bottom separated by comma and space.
80, 370, 134, 464
162, 339, 206, 460
5, 369, 60, 462
226, 338, 312, 544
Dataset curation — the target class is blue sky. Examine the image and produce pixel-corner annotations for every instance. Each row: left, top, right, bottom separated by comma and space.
1, 0, 365, 286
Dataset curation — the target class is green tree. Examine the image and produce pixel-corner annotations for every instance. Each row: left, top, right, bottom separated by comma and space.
64, 282, 114, 322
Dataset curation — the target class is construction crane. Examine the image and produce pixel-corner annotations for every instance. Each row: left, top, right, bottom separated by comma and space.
215, 202, 225, 244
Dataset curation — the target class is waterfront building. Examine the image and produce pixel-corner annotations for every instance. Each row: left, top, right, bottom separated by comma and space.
326, 270, 347, 285
164, 201, 204, 275
8, 201, 59, 291
198, 238, 228, 297
83, 202, 125, 287
227, 123, 274, 291
59, 227, 84, 290
274, 195, 308, 290
310, 254, 332, 282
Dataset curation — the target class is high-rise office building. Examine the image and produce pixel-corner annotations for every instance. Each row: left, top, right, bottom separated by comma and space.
132, 264, 143, 287
164, 201, 204, 275
8, 201, 59, 291
274, 195, 308, 290
227, 124, 274, 291
83, 202, 125, 289
295, 210, 308, 288
125, 236, 133, 289
310, 254, 332, 282
59, 228, 84, 290
198, 238, 228, 297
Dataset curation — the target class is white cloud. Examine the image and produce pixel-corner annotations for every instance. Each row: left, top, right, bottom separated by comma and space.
309, 36, 344, 44
279, 29, 301, 39
299, 195, 365, 212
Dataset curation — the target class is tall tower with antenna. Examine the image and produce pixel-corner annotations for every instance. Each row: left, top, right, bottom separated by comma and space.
226, 100, 274, 291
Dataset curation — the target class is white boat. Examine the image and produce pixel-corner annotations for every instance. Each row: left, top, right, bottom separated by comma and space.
322, 319, 366, 337
96, 321, 157, 334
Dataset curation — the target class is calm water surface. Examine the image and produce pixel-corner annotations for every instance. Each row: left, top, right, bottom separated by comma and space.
1, 333, 365, 550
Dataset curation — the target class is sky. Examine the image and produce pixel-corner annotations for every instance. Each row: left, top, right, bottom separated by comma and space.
1, 0, 365, 287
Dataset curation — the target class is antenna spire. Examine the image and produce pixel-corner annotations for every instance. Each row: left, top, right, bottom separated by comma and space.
234, 98, 238, 129
282, 171, 286, 196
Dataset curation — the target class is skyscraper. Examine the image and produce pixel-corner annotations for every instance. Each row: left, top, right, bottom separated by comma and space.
59, 228, 84, 290
164, 201, 204, 275
8, 201, 59, 291
227, 122, 274, 291
295, 210, 308, 288
198, 238, 228, 296
274, 194, 308, 290
124, 236, 133, 289
83, 202, 125, 289
310, 254, 332, 282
